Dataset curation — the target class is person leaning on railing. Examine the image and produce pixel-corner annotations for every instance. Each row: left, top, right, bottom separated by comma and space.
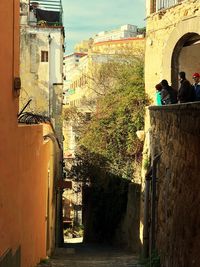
160, 79, 177, 105
155, 83, 162, 106
178, 71, 196, 103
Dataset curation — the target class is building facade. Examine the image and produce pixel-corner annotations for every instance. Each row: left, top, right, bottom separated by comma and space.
92, 37, 145, 55
145, 0, 200, 102
20, 0, 64, 144
142, 1, 200, 266
63, 52, 87, 97
93, 24, 138, 43
74, 38, 94, 53
63, 54, 89, 159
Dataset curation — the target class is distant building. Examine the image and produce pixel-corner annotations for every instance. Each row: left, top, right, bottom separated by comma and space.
63, 54, 89, 159
63, 52, 88, 108
93, 24, 138, 43
91, 37, 145, 57
74, 38, 94, 53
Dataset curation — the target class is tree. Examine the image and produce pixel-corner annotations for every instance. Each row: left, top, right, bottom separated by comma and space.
64, 53, 148, 181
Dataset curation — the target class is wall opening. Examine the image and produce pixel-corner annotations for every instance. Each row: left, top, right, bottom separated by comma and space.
62, 163, 84, 245
171, 33, 200, 90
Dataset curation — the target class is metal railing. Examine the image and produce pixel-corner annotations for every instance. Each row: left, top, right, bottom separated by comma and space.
156, 0, 183, 11
30, 0, 62, 11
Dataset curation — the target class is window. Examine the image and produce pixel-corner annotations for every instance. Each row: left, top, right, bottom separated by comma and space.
85, 112, 91, 121
157, 0, 184, 11
151, 0, 183, 13
41, 51, 48, 62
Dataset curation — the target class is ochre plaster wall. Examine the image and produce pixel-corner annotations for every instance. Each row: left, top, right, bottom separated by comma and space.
0, 124, 53, 267
145, 0, 200, 102
17, 125, 51, 267
149, 103, 200, 267
0, 1, 56, 266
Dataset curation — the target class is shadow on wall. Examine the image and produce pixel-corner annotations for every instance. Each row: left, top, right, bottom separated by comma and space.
0, 247, 21, 267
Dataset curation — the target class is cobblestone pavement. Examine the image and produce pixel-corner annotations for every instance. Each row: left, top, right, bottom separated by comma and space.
37, 243, 141, 267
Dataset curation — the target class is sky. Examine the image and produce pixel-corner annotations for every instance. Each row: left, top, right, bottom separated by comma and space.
62, 0, 146, 54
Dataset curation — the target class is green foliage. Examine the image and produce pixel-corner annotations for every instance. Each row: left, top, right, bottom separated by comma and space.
140, 251, 161, 267
39, 258, 49, 264
64, 225, 84, 238
65, 55, 149, 181
143, 156, 151, 171
79, 57, 148, 179
137, 27, 146, 35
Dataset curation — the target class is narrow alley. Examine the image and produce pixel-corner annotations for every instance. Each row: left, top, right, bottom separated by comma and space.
37, 244, 140, 267
2, 0, 200, 267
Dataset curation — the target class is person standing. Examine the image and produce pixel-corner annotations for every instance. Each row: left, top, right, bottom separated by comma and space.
192, 72, 200, 101
161, 79, 177, 104
177, 71, 195, 103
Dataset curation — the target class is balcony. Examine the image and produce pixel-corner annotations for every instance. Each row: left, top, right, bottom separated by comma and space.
29, 0, 63, 26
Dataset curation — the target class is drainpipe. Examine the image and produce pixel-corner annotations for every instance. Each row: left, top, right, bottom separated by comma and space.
143, 167, 152, 259
57, 155, 64, 247
43, 133, 64, 248
150, 153, 162, 254
48, 34, 53, 118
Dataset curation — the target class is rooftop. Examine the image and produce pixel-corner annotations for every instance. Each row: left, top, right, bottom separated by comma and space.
94, 37, 145, 46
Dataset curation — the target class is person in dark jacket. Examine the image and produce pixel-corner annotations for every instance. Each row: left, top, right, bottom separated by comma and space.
178, 71, 196, 103
161, 79, 178, 104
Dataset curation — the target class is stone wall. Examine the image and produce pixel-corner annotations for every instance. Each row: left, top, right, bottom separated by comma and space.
114, 183, 141, 253
149, 103, 200, 267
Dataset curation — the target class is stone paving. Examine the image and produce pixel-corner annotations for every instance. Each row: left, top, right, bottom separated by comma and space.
37, 243, 141, 267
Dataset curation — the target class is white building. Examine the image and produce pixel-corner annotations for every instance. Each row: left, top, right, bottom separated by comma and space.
20, 0, 64, 143
93, 24, 138, 43
63, 53, 87, 95
63, 54, 89, 158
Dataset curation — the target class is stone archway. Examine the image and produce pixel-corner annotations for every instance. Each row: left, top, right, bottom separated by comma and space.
162, 16, 200, 89
171, 33, 200, 90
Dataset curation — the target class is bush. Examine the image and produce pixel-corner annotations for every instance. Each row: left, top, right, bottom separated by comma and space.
140, 251, 161, 267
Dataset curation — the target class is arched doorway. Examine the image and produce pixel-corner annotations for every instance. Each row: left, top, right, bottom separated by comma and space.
171, 33, 200, 90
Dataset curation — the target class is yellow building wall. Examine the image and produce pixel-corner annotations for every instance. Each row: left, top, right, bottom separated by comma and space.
92, 38, 145, 55
0, 0, 57, 266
